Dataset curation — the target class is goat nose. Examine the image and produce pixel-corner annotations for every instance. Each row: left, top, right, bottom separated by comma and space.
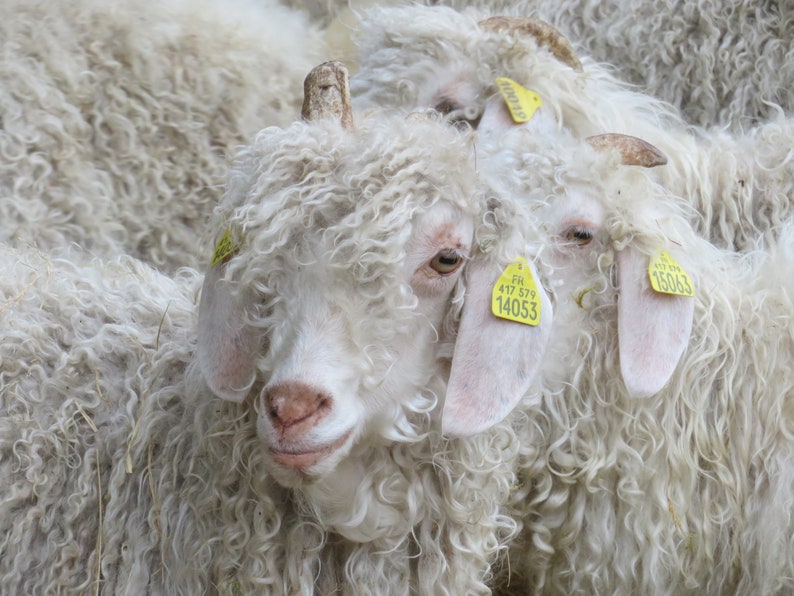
263, 381, 331, 429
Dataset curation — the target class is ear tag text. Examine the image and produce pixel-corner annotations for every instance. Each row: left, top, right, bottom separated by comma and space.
492, 257, 541, 326
211, 229, 239, 267
495, 78, 542, 123
648, 251, 695, 297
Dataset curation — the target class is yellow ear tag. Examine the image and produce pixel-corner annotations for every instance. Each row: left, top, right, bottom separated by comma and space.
491, 257, 542, 326
210, 229, 239, 267
495, 78, 542, 123
648, 251, 695, 297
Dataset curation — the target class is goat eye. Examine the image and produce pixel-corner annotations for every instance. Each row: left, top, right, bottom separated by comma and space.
563, 225, 595, 246
434, 99, 482, 129
434, 98, 458, 116
429, 250, 464, 274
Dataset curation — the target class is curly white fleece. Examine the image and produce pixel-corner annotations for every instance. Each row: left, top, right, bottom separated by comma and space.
349, 3, 794, 255
0, 112, 537, 594
479, 127, 794, 595
0, 0, 325, 273
438, 0, 794, 131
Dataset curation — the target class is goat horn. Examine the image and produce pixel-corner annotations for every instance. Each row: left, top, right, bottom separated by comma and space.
301, 60, 354, 130
479, 16, 583, 72
586, 133, 668, 168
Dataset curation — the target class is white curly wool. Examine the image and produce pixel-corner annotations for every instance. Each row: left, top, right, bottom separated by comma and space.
476, 122, 794, 594
652, 114, 794, 252
314, 0, 794, 128
0, 106, 560, 593
349, 3, 794, 256
350, 5, 683, 141
0, 245, 200, 594
0, 0, 325, 273
437, 0, 794, 130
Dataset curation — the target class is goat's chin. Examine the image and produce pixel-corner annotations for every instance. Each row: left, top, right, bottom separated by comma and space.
264, 430, 355, 488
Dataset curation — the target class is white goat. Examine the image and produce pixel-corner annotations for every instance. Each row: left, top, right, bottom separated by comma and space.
350, 5, 680, 141
0, 0, 325, 272
0, 62, 554, 594
437, 0, 794, 130
349, 3, 794, 255
473, 109, 794, 594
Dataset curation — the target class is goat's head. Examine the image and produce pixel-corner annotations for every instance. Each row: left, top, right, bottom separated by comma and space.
350, 5, 584, 135
196, 62, 553, 487
478, 97, 696, 401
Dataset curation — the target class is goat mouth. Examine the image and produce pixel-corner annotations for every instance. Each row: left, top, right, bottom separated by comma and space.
269, 430, 353, 470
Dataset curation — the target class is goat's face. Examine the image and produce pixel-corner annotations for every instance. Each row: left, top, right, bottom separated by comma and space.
197, 116, 486, 486
250, 201, 474, 486
351, 5, 582, 134
481, 121, 696, 401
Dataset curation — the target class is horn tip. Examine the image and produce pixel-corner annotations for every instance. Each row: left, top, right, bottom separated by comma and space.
301, 60, 354, 129
586, 133, 668, 168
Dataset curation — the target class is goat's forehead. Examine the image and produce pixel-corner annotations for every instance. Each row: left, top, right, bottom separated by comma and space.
406, 199, 473, 248
222, 116, 481, 276
550, 184, 606, 225
233, 195, 474, 282
278, 171, 472, 230
364, 23, 560, 81
263, 149, 475, 225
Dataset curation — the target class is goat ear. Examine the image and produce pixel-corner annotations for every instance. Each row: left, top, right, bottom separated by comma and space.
197, 261, 261, 402
443, 258, 553, 436
616, 245, 694, 398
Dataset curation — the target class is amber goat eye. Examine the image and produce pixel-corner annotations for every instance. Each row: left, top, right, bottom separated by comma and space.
564, 225, 594, 246
429, 250, 463, 274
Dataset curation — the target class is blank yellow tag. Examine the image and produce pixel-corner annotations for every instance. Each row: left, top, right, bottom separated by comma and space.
491, 257, 541, 326
648, 251, 695, 297
211, 229, 239, 267
495, 78, 542, 123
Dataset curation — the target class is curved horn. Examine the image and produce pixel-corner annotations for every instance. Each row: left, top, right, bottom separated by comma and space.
479, 16, 583, 72
301, 60, 353, 129
586, 133, 668, 168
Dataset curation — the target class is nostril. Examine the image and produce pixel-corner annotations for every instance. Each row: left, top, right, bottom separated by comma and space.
268, 401, 281, 421
263, 382, 332, 429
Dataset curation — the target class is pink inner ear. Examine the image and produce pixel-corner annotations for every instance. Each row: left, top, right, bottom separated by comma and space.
196, 263, 260, 402
443, 259, 553, 437
617, 246, 694, 398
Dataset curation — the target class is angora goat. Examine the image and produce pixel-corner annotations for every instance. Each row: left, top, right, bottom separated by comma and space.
437, 0, 794, 130
350, 5, 682, 143
0, 62, 554, 594
350, 3, 794, 255
0, 0, 325, 272
474, 109, 794, 595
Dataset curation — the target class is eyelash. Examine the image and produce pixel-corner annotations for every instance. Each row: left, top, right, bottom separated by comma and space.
563, 225, 595, 246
